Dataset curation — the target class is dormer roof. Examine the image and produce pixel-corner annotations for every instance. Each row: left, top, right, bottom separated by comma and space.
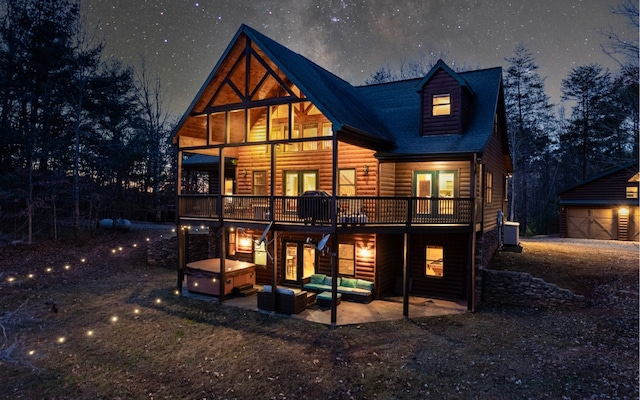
415, 59, 474, 96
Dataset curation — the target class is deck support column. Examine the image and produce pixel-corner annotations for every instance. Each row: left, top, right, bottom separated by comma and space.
177, 225, 189, 293
270, 231, 278, 308
330, 234, 338, 329
402, 232, 410, 317
219, 227, 227, 303
468, 155, 478, 312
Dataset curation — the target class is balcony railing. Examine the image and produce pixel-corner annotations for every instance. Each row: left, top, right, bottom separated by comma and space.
178, 195, 476, 226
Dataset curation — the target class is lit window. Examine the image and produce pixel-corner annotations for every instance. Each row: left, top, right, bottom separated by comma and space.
486, 171, 493, 204
302, 123, 318, 151
432, 94, 451, 116
425, 245, 444, 277
626, 186, 638, 199
338, 169, 356, 196
338, 243, 355, 275
253, 171, 267, 195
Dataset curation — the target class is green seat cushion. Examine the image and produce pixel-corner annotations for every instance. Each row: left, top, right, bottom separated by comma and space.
309, 274, 326, 284
317, 291, 342, 300
341, 277, 357, 288
323, 276, 341, 286
356, 279, 374, 291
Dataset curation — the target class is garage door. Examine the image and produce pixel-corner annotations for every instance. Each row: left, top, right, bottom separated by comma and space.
567, 208, 615, 240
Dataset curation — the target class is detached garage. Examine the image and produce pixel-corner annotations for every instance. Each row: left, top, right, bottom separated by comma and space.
559, 163, 639, 241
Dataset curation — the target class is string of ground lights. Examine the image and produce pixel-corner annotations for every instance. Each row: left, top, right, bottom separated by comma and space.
2, 226, 196, 358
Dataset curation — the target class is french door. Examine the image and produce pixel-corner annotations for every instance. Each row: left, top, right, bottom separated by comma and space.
284, 170, 317, 214
414, 170, 457, 215
283, 241, 316, 285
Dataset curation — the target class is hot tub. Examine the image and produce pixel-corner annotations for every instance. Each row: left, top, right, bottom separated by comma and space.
185, 258, 255, 296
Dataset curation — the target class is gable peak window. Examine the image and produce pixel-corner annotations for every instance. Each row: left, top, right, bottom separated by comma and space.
432, 94, 451, 116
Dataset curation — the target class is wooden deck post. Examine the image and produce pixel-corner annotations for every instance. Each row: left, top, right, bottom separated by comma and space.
177, 225, 188, 292
219, 227, 226, 302
330, 234, 338, 328
402, 232, 410, 318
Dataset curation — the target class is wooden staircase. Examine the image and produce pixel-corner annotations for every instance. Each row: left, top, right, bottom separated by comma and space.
233, 283, 258, 297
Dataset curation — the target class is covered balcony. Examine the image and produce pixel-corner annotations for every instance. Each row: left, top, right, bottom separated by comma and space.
177, 194, 478, 228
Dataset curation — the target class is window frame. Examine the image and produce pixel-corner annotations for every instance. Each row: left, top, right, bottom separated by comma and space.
486, 171, 493, 204
338, 168, 356, 196
626, 186, 638, 199
425, 245, 444, 278
414, 170, 458, 215
338, 243, 356, 276
432, 93, 451, 116
252, 170, 267, 195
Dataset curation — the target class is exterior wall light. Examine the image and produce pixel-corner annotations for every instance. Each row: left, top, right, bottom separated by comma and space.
363, 165, 369, 175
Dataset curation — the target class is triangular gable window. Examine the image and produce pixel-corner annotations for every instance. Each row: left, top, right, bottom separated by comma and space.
207, 36, 300, 110
211, 82, 243, 107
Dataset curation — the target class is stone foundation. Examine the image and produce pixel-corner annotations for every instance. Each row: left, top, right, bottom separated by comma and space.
482, 269, 586, 308
474, 228, 500, 309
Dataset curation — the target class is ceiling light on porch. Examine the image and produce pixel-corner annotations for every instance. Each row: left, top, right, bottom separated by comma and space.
619, 207, 629, 216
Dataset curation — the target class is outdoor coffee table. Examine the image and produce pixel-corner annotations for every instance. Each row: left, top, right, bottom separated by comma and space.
306, 292, 317, 306
316, 291, 341, 308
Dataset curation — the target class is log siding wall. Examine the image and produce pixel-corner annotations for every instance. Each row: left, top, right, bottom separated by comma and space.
421, 70, 470, 135
234, 141, 378, 196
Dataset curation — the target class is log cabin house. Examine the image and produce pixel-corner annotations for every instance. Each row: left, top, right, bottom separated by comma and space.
171, 25, 512, 325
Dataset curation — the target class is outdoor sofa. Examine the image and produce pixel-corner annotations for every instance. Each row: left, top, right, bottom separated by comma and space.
302, 274, 374, 303
257, 285, 308, 314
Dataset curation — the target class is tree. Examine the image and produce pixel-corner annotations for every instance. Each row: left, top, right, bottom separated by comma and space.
560, 64, 615, 180
365, 51, 455, 84
68, 7, 104, 235
503, 45, 555, 233
601, 0, 639, 68
0, 0, 80, 243
135, 57, 174, 221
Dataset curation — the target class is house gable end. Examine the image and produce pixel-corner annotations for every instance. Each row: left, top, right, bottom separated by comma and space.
172, 24, 394, 148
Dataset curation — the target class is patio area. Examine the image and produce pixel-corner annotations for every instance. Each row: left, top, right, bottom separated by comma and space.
183, 286, 467, 326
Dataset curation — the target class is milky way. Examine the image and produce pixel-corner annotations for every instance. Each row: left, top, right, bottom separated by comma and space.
83, 0, 635, 116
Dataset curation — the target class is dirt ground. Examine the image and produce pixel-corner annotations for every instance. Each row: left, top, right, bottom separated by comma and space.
1, 228, 638, 399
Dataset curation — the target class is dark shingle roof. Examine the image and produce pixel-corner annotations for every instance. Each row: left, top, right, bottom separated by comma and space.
242, 25, 394, 144
357, 67, 503, 157
173, 25, 505, 158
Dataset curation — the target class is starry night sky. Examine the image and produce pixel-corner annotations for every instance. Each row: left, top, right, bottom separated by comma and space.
83, 0, 635, 116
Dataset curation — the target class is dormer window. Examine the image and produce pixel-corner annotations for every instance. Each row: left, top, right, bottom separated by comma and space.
432, 94, 451, 116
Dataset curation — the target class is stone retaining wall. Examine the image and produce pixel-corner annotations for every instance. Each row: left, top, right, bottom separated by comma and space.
147, 234, 210, 266
482, 268, 586, 308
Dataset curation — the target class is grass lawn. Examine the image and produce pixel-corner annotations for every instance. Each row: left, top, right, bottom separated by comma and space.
1, 229, 638, 399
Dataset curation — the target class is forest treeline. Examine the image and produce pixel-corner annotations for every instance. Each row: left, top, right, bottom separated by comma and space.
0, 0, 637, 242
0, 0, 175, 242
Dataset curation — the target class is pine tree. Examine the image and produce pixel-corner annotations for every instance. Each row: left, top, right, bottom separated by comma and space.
561, 64, 614, 180
503, 45, 555, 233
